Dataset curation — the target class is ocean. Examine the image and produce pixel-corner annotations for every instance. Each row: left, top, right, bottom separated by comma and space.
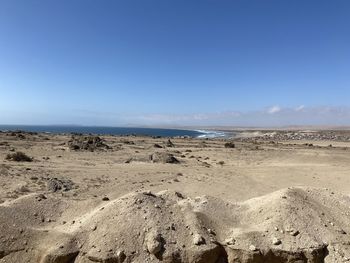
0, 125, 230, 138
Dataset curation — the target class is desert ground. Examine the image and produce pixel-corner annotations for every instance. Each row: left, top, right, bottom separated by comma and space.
1, 130, 350, 262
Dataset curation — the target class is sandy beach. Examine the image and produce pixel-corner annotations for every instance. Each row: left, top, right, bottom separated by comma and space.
1, 130, 350, 262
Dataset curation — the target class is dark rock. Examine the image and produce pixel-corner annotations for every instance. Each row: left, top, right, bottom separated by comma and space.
224, 142, 235, 148
68, 135, 111, 152
166, 139, 175, 147
149, 152, 180, 164
47, 178, 74, 192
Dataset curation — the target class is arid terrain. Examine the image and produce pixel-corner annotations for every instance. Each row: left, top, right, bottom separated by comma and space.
1, 130, 350, 262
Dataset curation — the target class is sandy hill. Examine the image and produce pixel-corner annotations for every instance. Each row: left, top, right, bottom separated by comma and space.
1, 187, 349, 263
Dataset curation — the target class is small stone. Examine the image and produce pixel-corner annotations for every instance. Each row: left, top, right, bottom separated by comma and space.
272, 237, 282, 245
37, 194, 47, 200
146, 233, 163, 255
143, 190, 155, 196
249, 245, 257, 251
225, 237, 235, 245
193, 234, 205, 246
175, 192, 184, 199
290, 230, 300, 236
154, 204, 160, 209
207, 228, 216, 235
135, 198, 143, 204
91, 225, 97, 231
116, 250, 126, 261
337, 229, 347, 235
102, 197, 110, 201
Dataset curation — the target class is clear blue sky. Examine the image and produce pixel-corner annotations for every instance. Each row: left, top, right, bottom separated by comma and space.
0, 1, 349, 126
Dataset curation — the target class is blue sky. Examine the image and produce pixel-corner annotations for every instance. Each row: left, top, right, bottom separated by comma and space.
0, 0, 349, 126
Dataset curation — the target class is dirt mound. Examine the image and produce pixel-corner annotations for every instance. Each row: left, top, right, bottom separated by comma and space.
68, 135, 111, 151
1, 188, 350, 262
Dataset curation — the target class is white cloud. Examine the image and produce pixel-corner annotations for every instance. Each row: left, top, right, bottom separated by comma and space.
267, 105, 281, 114
295, 105, 305, 111
125, 106, 350, 127
3, 106, 350, 127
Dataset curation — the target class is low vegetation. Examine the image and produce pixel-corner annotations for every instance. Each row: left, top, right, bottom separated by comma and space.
5, 151, 33, 162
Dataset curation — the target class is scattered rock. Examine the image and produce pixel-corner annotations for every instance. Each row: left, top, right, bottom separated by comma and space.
146, 231, 163, 255
175, 192, 184, 199
290, 230, 300, 236
207, 228, 216, 235
124, 158, 133, 163
121, 140, 134, 145
36, 194, 47, 201
143, 190, 156, 197
116, 250, 126, 262
249, 245, 258, 251
224, 142, 235, 148
149, 152, 180, 164
272, 237, 282, 245
47, 178, 74, 192
225, 237, 235, 245
68, 135, 111, 151
193, 234, 205, 245
166, 139, 175, 147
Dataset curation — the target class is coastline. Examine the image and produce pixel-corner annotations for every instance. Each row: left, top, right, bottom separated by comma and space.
0, 125, 206, 138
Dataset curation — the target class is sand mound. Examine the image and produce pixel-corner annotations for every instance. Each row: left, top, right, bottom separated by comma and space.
1, 188, 350, 262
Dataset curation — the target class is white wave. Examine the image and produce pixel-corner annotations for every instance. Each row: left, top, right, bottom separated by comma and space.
194, 130, 228, 138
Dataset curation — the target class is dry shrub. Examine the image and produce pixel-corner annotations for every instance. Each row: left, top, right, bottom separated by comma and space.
6, 151, 33, 162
